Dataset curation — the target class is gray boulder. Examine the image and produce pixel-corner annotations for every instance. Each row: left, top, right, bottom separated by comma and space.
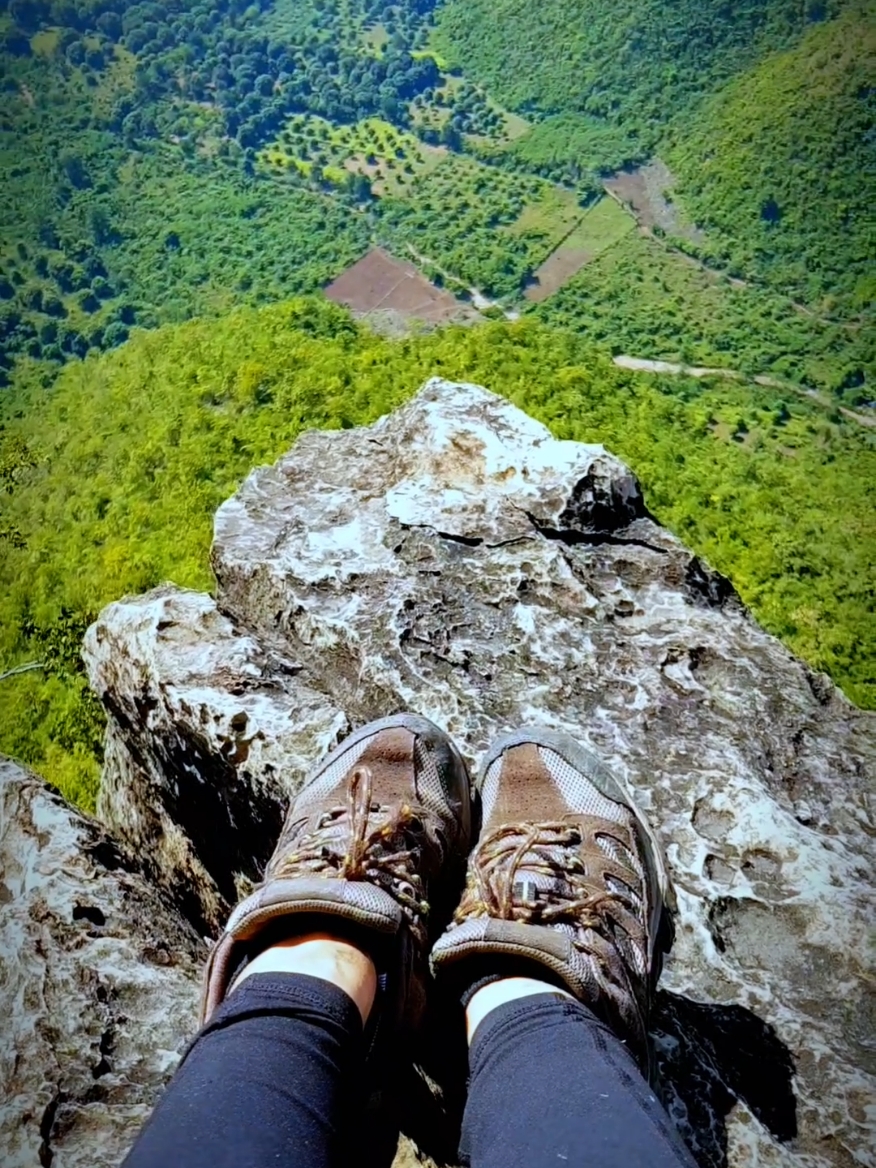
0, 758, 203, 1168
4, 378, 873, 1167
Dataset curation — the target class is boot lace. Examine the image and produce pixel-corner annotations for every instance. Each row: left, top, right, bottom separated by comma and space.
456, 821, 643, 951
271, 764, 439, 942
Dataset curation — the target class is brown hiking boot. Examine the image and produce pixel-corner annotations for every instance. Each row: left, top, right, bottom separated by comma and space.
431, 728, 675, 1066
202, 714, 473, 1029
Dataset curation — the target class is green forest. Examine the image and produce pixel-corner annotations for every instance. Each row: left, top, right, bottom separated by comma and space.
3, 302, 874, 809
1, 0, 874, 807
1, 0, 873, 392
433, 0, 849, 156
667, 11, 876, 316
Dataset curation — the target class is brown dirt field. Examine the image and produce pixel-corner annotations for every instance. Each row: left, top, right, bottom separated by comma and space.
605, 160, 705, 244
605, 170, 657, 227
524, 248, 593, 302
325, 248, 469, 324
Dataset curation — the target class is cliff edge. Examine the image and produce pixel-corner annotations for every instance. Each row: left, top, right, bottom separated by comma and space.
2, 379, 873, 1167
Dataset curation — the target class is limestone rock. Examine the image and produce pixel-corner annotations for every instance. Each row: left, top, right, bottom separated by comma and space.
0, 757, 204, 1168
209, 378, 876, 1166
14, 377, 875, 1167
85, 587, 348, 934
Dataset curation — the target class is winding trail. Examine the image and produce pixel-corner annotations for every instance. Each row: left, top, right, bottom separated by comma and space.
403, 243, 520, 319
612, 355, 876, 429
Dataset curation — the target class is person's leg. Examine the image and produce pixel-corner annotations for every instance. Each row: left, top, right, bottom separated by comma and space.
124, 714, 474, 1168
123, 937, 377, 1168
432, 728, 696, 1168
459, 979, 696, 1168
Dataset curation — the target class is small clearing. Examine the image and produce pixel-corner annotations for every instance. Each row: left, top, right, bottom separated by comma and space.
525, 249, 592, 302
362, 23, 389, 54
325, 247, 476, 326
604, 159, 705, 244
525, 196, 634, 302
507, 187, 583, 245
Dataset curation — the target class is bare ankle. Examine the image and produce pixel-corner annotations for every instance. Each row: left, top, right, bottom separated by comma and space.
231, 933, 378, 1025
465, 976, 573, 1044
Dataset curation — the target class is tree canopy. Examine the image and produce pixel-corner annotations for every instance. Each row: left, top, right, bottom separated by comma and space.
2, 300, 874, 810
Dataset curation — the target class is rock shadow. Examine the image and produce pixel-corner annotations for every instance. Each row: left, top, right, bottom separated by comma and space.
652, 991, 796, 1167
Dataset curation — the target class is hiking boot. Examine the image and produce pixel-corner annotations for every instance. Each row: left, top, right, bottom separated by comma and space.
431, 727, 675, 1066
202, 713, 473, 1030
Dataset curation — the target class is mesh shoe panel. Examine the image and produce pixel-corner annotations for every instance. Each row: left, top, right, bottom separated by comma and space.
294, 737, 371, 811
479, 757, 503, 826
414, 735, 450, 830
538, 746, 626, 821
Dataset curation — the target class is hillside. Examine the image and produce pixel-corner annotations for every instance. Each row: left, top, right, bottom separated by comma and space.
668, 9, 876, 320
0, 0, 873, 402
2, 300, 874, 809
1, 2, 875, 801
434, 0, 874, 339
531, 230, 873, 395
432, 0, 850, 163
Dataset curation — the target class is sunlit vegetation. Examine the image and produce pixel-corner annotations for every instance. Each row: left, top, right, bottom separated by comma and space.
433, 0, 851, 165
561, 198, 634, 255
667, 9, 876, 323
533, 230, 875, 395
256, 112, 595, 299
259, 112, 444, 197
486, 113, 642, 183
0, 13, 373, 380
1, 0, 872, 396
1, 0, 874, 810
2, 300, 873, 810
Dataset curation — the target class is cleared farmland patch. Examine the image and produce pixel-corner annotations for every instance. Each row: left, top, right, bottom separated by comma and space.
525, 248, 593, 302
506, 186, 584, 246
565, 197, 634, 252
604, 159, 705, 243
325, 247, 474, 325
525, 197, 634, 301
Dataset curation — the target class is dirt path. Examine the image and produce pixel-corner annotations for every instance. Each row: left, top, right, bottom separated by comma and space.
403, 244, 520, 320
612, 355, 876, 430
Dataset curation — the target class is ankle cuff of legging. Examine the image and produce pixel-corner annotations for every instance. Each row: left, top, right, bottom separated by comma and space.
457, 957, 572, 1009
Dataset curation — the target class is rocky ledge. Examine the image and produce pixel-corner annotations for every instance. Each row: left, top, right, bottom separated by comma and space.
2, 379, 874, 1167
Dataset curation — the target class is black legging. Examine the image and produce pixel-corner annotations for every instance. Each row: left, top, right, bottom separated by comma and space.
123, 973, 698, 1168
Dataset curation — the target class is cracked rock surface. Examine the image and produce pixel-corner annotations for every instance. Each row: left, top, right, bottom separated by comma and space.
4, 379, 874, 1167
0, 758, 204, 1167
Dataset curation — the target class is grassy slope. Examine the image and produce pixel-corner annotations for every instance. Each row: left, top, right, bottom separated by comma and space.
2, 300, 874, 809
668, 8, 876, 316
432, 0, 847, 154
533, 229, 873, 393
